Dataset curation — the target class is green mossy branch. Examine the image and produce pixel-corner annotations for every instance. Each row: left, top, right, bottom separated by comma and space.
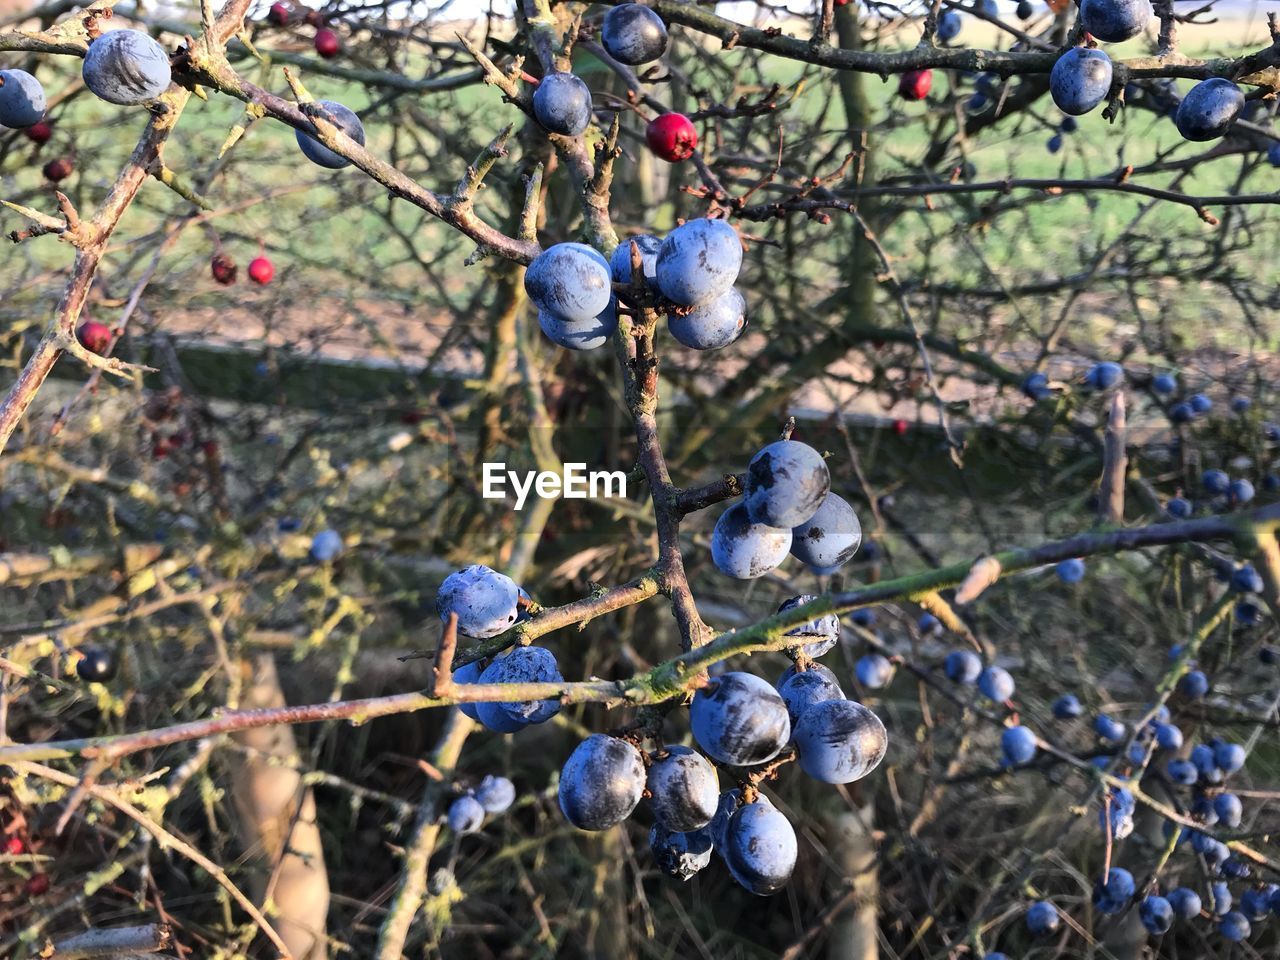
5, 504, 1276, 768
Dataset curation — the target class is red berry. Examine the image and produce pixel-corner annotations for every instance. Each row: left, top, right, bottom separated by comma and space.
267, 1, 289, 25
76, 321, 112, 355
893, 418, 909, 436
645, 113, 698, 162
211, 253, 237, 285
248, 256, 275, 285
25, 873, 50, 896
25, 120, 52, 144
314, 28, 340, 58
834, 0, 852, 6
898, 69, 933, 102
43, 156, 73, 182
4, 836, 24, 855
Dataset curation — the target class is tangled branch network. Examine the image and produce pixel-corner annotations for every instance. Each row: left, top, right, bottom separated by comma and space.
2, 0, 1280, 956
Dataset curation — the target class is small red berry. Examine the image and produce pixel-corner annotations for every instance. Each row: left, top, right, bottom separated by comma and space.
645, 113, 698, 162
314, 28, 340, 58
4, 836, 24, 855
25, 873, 50, 896
267, 1, 290, 25
893, 418, 909, 436
25, 120, 52, 144
248, 256, 275, 285
76, 321, 112, 355
834, 0, 852, 6
43, 156, 73, 182
898, 69, 933, 102
211, 253, 237, 285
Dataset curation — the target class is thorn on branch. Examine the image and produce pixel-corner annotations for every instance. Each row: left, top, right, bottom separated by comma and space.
518, 164, 544, 243
52, 757, 110, 836
417, 758, 445, 780
464, 245, 492, 267
921, 1, 940, 45
150, 161, 212, 209
58, 332, 157, 381
955, 556, 1002, 605
219, 124, 247, 158
628, 238, 645, 298
1098, 391, 1127, 524
588, 115, 623, 201
561, 11, 582, 61
83, 6, 110, 40
453, 124, 514, 203
1102, 88, 1125, 124
53, 191, 79, 232
457, 32, 524, 102
3, 195, 90, 247
516, 591, 540, 619
199, 0, 217, 42
281, 65, 311, 104
431, 613, 459, 698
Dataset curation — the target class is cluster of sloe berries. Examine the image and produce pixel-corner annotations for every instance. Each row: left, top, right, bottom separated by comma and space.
2, 27, 369, 176
1, 29, 172, 186
942, 613, 1279, 947
1022, 360, 1277, 519
523, 215, 746, 353
711, 438, 862, 579
1043, 0, 1248, 143
437, 566, 555, 734
1060, 388, 1280, 939
0, 28, 171, 130
556, 655, 886, 893
532, 4, 697, 162
446, 774, 516, 836
8, 6, 699, 174
434, 557, 889, 894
